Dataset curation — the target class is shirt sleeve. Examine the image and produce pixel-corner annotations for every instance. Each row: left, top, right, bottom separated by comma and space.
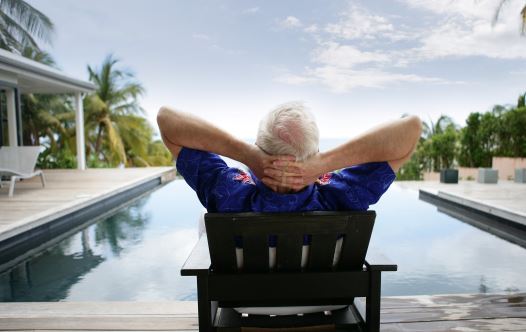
319, 162, 396, 210
175, 147, 256, 212
176, 147, 229, 209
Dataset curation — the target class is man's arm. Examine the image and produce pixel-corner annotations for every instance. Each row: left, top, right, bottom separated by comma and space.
262, 115, 422, 189
157, 106, 291, 180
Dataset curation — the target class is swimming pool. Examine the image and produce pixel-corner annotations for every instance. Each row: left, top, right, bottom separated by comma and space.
1, 179, 525, 301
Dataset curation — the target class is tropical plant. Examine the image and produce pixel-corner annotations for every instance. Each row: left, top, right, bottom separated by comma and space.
429, 125, 458, 170
85, 54, 147, 166
495, 98, 526, 157
85, 55, 174, 167
0, 0, 53, 52
421, 115, 457, 171
395, 141, 426, 180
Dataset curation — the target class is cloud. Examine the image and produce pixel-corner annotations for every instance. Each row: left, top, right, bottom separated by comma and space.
242, 7, 260, 15
325, 5, 399, 40
313, 42, 390, 68
279, 16, 303, 29
274, 1, 524, 93
192, 33, 210, 40
304, 24, 319, 33
274, 73, 317, 85
275, 66, 448, 93
402, 0, 526, 60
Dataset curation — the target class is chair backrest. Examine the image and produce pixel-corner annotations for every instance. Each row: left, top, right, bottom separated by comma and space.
0, 146, 42, 175
205, 211, 375, 273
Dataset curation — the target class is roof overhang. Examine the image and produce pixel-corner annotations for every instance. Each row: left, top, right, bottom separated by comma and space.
0, 48, 95, 94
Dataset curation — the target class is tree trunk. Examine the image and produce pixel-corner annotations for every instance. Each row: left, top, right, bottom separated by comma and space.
95, 122, 104, 154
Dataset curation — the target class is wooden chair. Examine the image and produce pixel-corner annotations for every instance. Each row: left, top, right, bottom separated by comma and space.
181, 211, 397, 332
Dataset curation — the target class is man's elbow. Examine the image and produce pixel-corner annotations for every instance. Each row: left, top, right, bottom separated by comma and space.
157, 106, 180, 133
157, 106, 171, 128
405, 115, 422, 143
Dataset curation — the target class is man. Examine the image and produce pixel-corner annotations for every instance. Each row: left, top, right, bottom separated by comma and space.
157, 102, 421, 212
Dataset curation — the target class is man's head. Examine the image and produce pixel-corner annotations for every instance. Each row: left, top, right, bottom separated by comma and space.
256, 102, 319, 161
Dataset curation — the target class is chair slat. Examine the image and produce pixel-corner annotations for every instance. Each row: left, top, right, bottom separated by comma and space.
204, 211, 376, 273
276, 234, 303, 271
205, 218, 237, 272
339, 214, 375, 270
242, 234, 269, 272
308, 234, 337, 270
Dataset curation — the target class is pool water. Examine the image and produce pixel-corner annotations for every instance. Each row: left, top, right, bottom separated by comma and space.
1, 180, 525, 301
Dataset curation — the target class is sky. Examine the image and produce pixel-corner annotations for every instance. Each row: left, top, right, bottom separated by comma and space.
28, 0, 526, 139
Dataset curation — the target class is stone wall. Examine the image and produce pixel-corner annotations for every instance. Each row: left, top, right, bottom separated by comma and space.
492, 157, 526, 180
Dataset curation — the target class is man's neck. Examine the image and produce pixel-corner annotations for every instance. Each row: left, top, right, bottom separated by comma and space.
276, 185, 295, 194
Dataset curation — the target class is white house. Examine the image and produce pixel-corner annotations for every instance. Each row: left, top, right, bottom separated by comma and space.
0, 48, 95, 170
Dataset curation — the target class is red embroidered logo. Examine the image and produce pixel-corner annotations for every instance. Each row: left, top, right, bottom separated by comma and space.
317, 173, 332, 185
233, 170, 255, 185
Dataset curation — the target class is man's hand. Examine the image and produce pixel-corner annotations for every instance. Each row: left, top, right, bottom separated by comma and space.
244, 145, 296, 191
261, 153, 326, 191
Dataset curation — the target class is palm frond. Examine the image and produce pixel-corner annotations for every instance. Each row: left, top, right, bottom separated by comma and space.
21, 45, 55, 65
102, 116, 126, 165
0, 0, 53, 42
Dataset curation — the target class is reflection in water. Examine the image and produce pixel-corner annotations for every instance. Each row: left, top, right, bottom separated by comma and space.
373, 184, 526, 296
93, 200, 151, 256
0, 197, 152, 301
0, 182, 202, 301
0, 230, 104, 301
1, 180, 525, 301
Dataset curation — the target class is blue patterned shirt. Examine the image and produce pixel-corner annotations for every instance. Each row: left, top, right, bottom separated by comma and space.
176, 147, 396, 213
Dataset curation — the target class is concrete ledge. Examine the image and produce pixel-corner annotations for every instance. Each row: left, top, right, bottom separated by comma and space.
437, 190, 526, 227
418, 187, 526, 229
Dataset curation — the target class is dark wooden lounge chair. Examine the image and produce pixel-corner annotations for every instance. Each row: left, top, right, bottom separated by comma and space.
181, 211, 397, 332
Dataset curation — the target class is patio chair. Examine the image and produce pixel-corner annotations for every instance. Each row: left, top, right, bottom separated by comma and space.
181, 211, 397, 332
0, 146, 46, 197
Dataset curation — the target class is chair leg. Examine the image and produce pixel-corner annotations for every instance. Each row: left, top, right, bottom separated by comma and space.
40, 172, 46, 188
197, 275, 216, 332
8, 176, 18, 197
365, 271, 381, 332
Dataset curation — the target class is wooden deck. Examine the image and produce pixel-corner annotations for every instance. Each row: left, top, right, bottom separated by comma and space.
0, 293, 524, 331
0, 167, 176, 243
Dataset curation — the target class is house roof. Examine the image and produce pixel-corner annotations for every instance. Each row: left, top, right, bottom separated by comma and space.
0, 48, 95, 94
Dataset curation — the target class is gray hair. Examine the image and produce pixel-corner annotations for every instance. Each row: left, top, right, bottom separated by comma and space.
256, 102, 319, 161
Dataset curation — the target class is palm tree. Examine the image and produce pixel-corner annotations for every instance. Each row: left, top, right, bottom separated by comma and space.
0, 0, 53, 52
85, 54, 147, 166
421, 115, 457, 172
421, 115, 455, 139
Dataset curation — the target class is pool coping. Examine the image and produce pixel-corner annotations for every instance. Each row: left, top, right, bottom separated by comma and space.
419, 187, 526, 228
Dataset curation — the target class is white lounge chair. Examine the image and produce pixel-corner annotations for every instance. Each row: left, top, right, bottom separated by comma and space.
0, 146, 46, 197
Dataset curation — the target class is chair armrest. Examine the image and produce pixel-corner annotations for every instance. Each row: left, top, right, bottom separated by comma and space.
180, 235, 211, 276
364, 250, 397, 271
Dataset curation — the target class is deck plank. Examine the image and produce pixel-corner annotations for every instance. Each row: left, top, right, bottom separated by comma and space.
0, 293, 524, 331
